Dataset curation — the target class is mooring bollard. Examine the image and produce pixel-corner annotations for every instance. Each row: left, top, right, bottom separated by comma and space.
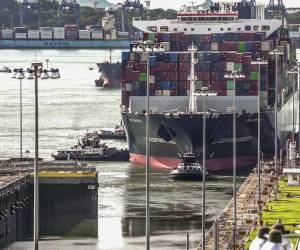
186, 232, 189, 250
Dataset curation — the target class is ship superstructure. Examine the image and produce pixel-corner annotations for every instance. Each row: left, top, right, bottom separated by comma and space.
121, 0, 298, 173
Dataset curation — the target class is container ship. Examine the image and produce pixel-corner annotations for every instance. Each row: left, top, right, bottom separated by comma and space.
121, 1, 298, 173
0, 20, 130, 49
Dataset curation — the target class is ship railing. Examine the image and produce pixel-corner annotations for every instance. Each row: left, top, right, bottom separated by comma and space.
296, 236, 300, 250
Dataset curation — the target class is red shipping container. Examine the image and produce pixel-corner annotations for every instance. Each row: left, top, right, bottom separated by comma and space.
217, 90, 226, 96
253, 42, 261, 50
240, 32, 256, 41
158, 72, 170, 81
155, 62, 170, 72
197, 72, 210, 81
234, 53, 243, 63
179, 62, 191, 72
250, 64, 259, 70
202, 34, 212, 43
242, 56, 252, 65
250, 90, 258, 96
250, 81, 258, 90
179, 53, 190, 62
261, 51, 270, 60
170, 33, 181, 42
171, 90, 178, 96
225, 52, 236, 61
179, 72, 190, 81
169, 62, 178, 72
179, 80, 190, 89
134, 63, 147, 72
169, 72, 178, 81
210, 80, 219, 89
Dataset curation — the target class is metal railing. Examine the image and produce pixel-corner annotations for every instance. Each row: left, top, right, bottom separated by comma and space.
295, 236, 300, 250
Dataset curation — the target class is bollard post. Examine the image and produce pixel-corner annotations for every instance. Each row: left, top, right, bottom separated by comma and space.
186, 232, 189, 250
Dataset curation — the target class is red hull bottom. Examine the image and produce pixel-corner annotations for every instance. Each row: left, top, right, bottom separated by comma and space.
130, 153, 257, 173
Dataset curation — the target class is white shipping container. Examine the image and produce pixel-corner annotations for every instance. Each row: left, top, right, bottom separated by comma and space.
125, 83, 132, 92
227, 90, 235, 96
1, 30, 13, 39
141, 53, 148, 62
163, 90, 170, 96
289, 31, 300, 38
211, 42, 218, 51
226, 62, 235, 72
53, 33, 65, 39
40, 27, 52, 31
155, 90, 163, 96
261, 41, 271, 51
79, 30, 90, 39
91, 31, 103, 40
28, 30, 40, 39
40, 30, 52, 39
160, 42, 170, 51
149, 75, 155, 84
15, 33, 27, 39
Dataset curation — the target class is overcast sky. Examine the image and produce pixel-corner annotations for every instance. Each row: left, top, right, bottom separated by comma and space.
108, 0, 297, 10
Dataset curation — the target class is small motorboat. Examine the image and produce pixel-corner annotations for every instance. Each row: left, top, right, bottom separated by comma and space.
169, 149, 209, 181
97, 123, 126, 140
50, 68, 60, 79
0, 66, 12, 73
40, 69, 50, 79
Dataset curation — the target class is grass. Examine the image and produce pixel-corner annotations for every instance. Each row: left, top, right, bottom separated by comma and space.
245, 180, 300, 248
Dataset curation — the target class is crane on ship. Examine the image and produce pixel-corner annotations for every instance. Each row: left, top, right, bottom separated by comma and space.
58, 0, 80, 27
19, 0, 42, 28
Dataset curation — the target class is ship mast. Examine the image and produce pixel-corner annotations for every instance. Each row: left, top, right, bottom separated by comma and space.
188, 44, 198, 113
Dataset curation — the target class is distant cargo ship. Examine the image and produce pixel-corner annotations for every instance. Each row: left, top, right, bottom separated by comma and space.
0, 17, 132, 49
0, 39, 130, 49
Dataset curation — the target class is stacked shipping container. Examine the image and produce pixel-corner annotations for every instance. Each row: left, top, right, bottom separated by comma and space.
122, 31, 292, 109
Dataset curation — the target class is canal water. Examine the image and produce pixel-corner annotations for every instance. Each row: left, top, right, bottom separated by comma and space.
0, 49, 238, 249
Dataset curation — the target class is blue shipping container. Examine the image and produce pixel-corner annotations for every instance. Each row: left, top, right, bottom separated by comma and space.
122, 52, 130, 61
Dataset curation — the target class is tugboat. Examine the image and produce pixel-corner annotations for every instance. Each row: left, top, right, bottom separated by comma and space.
52, 135, 129, 161
169, 149, 209, 181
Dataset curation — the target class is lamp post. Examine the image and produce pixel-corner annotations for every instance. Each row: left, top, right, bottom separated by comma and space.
297, 61, 300, 154
198, 87, 217, 250
251, 58, 268, 222
146, 52, 150, 250
224, 70, 245, 249
16, 69, 25, 160
270, 49, 283, 200
31, 62, 43, 250
287, 67, 299, 168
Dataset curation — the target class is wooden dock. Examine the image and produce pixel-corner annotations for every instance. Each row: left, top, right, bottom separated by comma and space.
197, 162, 277, 250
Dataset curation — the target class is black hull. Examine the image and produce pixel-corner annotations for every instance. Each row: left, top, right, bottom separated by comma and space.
122, 112, 277, 173
97, 63, 122, 88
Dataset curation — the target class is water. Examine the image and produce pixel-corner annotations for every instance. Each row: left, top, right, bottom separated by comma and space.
0, 49, 236, 249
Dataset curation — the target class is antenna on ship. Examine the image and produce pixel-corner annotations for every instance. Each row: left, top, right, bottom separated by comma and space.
188, 43, 198, 114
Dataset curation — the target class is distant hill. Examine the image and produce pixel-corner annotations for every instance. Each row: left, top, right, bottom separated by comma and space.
76, 0, 115, 8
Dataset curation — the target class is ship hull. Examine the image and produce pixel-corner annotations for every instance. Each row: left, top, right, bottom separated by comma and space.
122, 111, 277, 174
97, 63, 122, 88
